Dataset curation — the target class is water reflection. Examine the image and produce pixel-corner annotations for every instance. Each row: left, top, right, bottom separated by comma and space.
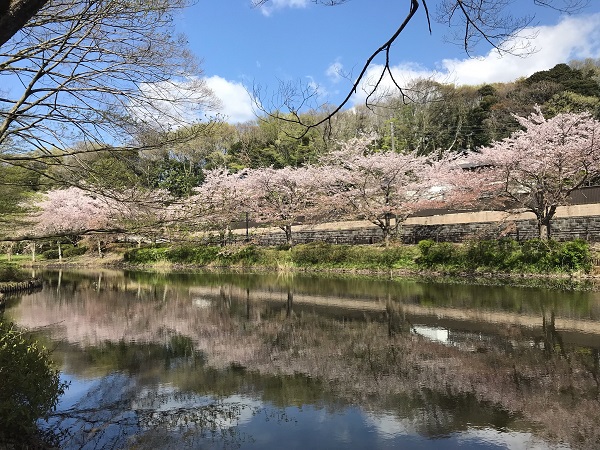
5, 269, 600, 448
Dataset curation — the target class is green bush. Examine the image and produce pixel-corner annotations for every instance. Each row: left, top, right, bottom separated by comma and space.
290, 243, 415, 269
41, 248, 60, 259
520, 238, 554, 265
464, 239, 520, 270
291, 243, 352, 266
0, 321, 66, 445
166, 245, 220, 264
63, 245, 87, 257
124, 244, 260, 266
41, 244, 88, 260
216, 244, 260, 264
417, 240, 457, 267
543, 239, 591, 272
123, 246, 169, 263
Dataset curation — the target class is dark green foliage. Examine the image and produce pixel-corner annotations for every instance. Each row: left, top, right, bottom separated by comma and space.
42, 248, 60, 259
417, 238, 592, 273
525, 63, 600, 98
63, 245, 87, 257
123, 239, 591, 274
417, 240, 457, 267
543, 239, 592, 272
464, 239, 520, 271
0, 321, 66, 446
123, 244, 260, 266
123, 246, 170, 263
0, 164, 41, 225
147, 154, 204, 198
41, 244, 88, 260
292, 243, 352, 266
166, 245, 220, 264
291, 242, 414, 269
0, 263, 29, 282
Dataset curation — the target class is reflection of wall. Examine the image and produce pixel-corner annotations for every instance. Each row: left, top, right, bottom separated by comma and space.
190, 284, 600, 349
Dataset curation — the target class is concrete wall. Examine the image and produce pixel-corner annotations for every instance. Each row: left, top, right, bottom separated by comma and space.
234, 205, 600, 245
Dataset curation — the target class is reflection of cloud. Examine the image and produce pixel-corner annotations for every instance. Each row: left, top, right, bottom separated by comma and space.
351, 14, 600, 106
458, 427, 560, 450
364, 411, 411, 439
413, 325, 449, 344
133, 386, 263, 430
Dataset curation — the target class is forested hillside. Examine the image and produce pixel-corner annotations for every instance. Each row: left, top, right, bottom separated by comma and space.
3, 60, 600, 245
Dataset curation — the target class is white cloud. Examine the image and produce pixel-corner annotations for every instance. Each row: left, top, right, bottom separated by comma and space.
326, 61, 344, 83
204, 76, 257, 123
255, 0, 310, 16
351, 62, 447, 106
350, 13, 600, 106
129, 78, 218, 130
442, 13, 600, 85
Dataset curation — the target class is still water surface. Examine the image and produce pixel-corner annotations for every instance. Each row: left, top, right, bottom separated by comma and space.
5, 270, 600, 449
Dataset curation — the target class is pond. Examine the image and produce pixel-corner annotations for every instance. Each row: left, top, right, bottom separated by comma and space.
4, 269, 600, 449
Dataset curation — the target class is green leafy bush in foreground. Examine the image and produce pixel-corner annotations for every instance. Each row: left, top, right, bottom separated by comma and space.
417, 238, 592, 273
0, 321, 66, 446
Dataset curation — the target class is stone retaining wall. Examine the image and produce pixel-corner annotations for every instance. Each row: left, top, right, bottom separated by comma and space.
242, 215, 600, 246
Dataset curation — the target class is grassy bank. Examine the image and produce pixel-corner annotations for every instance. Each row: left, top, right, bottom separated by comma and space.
117, 238, 593, 275
5, 238, 594, 277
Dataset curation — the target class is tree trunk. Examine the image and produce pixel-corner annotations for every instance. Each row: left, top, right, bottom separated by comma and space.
57, 241, 62, 263
537, 217, 552, 240
284, 225, 293, 247
0, 0, 49, 48
30, 242, 36, 262
97, 239, 103, 258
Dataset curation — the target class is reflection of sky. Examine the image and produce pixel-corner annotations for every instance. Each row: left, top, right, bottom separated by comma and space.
41, 370, 566, 450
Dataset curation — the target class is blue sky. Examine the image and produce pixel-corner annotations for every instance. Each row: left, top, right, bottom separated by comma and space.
179, 1, 600, 123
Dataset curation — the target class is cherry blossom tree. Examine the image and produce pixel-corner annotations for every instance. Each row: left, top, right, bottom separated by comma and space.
241, 166, 330, 246
320, 134, 434, 245
450, 109, 600, 238
32, 187, 118, 259
186, 169, 248, 245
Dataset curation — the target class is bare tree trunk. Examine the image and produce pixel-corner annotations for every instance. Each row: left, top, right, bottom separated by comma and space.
57, 241, 62, 262
6, 242, 13, 261
283, 225, 293, 247
0, 0, 49, 48
537, 217, 552, 240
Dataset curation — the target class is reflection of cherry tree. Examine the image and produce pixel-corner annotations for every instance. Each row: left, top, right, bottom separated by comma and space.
320, 135, 433, 245
241, 166, 329, 246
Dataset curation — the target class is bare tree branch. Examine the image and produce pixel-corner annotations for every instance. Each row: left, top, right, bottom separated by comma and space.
0, 0, 219, 184
253, 0, 590, 137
